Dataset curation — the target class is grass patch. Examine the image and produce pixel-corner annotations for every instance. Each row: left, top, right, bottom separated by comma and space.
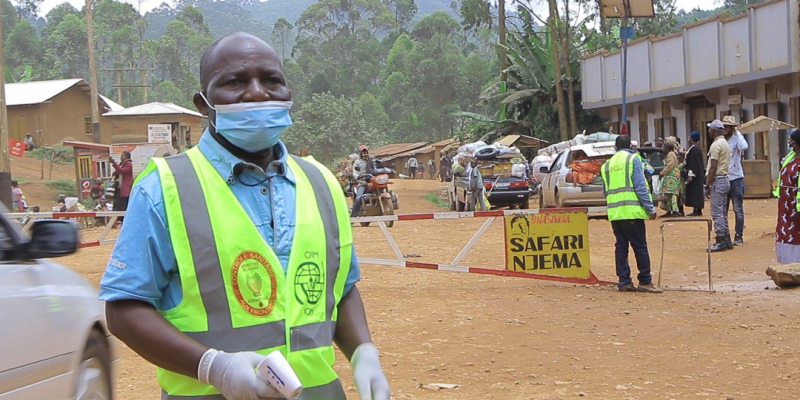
425, 192, 449, 209
45, 179, 78, 199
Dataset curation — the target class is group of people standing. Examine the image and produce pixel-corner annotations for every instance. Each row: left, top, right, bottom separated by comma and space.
602, 116, 752, 292
655, 116, 748, 252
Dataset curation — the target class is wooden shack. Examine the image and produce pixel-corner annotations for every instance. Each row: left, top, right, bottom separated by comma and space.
103, 102, 205, 151
5, 79, 123, 145
62, 141, 112, 199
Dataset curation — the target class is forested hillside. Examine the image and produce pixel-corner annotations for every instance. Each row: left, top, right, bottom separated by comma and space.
1, 0, 767, 165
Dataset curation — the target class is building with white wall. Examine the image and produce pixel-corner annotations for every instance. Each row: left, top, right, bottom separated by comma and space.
580, 0, 800, 196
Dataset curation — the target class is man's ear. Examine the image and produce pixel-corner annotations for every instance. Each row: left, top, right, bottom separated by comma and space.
193, 92, 209, 116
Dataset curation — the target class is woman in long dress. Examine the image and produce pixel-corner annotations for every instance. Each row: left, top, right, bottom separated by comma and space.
776, 129, 800, 263
683, 131, 705, 216
659, 141, 682, 217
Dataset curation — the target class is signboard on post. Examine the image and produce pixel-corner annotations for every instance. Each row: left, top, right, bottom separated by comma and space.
147, 124, 172, 144
9, 139, 25, 158
504, 210, 592, 280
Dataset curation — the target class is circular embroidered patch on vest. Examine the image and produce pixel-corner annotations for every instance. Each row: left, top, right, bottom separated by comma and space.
231, 251, 278, 317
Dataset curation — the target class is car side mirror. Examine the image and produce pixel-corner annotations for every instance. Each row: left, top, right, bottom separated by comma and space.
539, 166, 549, 173
24, 220, 79, 259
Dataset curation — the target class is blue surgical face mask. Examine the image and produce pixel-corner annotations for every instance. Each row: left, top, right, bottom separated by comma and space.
200, 92, 293, 153
790, 141, 796, 152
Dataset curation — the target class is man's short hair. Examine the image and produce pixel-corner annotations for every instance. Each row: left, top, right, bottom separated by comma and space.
615, 135, 632, 149
122, 151, 131, 158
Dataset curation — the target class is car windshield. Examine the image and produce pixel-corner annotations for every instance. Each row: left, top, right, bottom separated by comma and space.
641, 150, 666, 168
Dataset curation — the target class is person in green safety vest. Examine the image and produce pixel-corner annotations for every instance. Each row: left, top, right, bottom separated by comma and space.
99, 32, 390, 400
600, 135, 663, 293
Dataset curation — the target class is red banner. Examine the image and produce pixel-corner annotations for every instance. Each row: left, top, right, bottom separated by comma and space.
9, 139, 25, 158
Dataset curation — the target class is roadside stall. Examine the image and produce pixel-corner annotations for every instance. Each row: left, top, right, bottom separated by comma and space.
737, 116, 795, 198
62, 141, 112, 200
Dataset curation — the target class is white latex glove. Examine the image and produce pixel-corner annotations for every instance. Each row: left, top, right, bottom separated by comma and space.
351, 343, 390, 400
197, 348, 282, 400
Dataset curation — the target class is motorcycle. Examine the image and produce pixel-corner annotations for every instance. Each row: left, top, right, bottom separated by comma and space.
353, 166, 399, 227
343, 178, 358, 201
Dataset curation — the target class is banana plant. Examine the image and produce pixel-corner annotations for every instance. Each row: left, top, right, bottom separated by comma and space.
5, 66, 33, 83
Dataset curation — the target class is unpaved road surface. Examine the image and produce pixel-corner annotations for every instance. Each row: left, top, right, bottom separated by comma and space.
57, 179, 800, 400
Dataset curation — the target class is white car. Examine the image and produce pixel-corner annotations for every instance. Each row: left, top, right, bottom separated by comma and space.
0, 213, 117, 400
538, 142, 620, 208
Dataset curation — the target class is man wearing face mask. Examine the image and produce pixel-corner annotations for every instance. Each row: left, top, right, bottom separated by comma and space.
99, 32, 390, 400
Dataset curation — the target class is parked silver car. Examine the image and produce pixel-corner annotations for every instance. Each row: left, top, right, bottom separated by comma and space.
538, 142, 618, 208
0, 212, 117, 400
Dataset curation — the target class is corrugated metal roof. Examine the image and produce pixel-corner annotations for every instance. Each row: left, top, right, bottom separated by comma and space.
430, 138, 459, 147
99, 95, 125, 112
61, 140, 111, 150
371, 142, 427, 157
6, 79, 127, 113
384, 145, 436, 161
103, 102, 204, 117
5, 78, 84, 106
495, 134, 548, 148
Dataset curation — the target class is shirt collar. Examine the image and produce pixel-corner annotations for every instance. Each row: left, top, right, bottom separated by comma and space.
197, 129, 296, 184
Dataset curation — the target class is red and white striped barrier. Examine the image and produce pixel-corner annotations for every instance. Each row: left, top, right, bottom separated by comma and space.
353, 206, 612, 285
4, 207, 612, 285
6, 211, 126, 248
349, 206, 608, 224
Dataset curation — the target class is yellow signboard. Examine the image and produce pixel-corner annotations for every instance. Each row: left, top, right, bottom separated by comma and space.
504, 211, 591, 279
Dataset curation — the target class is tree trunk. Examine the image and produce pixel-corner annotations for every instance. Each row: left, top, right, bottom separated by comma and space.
559, 0, 578, 136
548, 0, 569, 141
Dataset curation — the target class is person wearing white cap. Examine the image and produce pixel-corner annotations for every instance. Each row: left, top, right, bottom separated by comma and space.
705, 119, 733, 252
722, 115, 748, 246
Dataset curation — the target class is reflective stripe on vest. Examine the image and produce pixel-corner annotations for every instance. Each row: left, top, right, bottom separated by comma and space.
601, 151, 649, 222
151, 148, 351, 400
774, 151, 800, 211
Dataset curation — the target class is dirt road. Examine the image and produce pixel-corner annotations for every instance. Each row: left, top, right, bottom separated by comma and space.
60, 179, 800, 400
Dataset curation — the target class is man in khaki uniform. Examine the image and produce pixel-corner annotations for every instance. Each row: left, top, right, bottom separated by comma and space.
705, 119, 733, 252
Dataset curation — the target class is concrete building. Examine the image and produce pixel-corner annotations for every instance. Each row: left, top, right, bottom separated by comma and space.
5, 79, 123, 145
580, 0, 800, 196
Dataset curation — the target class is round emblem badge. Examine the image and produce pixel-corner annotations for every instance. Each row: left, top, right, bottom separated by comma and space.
231, 251, 277, 317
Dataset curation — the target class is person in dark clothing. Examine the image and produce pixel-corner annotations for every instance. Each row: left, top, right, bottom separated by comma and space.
350, 145, 379, 218
683, 131, 706, 216
439, 154, 451, 182
110, 151, 133, 224
90, 179, 104, 205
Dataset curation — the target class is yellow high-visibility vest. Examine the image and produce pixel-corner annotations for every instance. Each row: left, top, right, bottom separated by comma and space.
144, 147, 352, 400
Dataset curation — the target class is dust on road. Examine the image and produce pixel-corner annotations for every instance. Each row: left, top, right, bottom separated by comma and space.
60, 179, 800, 400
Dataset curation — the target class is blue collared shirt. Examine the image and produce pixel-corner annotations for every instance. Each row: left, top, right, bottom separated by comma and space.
99, 131, 361, 311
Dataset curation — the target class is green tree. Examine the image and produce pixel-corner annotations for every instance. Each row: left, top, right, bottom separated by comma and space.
5, 19, 43, 80
382, 0, 417, 31
153, 80, 192, 108
46, 13, 87, 77
720, 0, 770, 15
283, 92, 385, 166
270, 17, 293, 61
10, 0, 43, 20
450, 0, 492, 33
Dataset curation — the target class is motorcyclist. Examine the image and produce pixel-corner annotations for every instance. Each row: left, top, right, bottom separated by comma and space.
351, 145, 379, 218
